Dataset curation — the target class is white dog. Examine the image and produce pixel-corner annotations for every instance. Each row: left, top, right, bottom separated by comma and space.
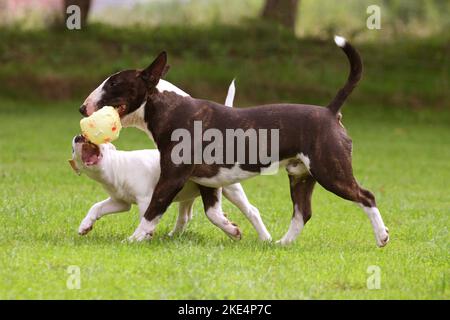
69, 81, 271, 240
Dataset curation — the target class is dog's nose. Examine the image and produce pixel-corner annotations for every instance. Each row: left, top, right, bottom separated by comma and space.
79, 105, 87, 116
74, 135, 86, 143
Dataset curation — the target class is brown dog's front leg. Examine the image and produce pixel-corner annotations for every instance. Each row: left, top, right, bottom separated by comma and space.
128, 159, 193, 242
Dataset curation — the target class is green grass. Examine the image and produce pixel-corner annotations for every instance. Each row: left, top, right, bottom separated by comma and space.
0, 24, 449, 299
0, 99, 448, 299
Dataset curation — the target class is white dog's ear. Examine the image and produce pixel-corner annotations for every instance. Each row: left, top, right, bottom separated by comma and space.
224, 79, 236, 107
140, 51, 168, 87
68, 159, 81, 175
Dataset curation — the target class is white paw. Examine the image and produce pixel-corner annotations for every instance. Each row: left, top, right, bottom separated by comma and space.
167, 230, 177, 238
167, 228, 186, 238
376, 227, 390, 248
78, 218, 95, 235
226, 223, 242, 240
259, 233, 272, 242
275, 238, 293, 246
127, 231, 152, 242
127, 219, 155, 242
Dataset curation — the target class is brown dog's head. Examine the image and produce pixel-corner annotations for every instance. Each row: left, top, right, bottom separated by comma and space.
79, 52, 169, 117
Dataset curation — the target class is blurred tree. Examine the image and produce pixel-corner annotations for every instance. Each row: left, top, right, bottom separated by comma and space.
261, 0, 299, 32
63, 0, 91, 28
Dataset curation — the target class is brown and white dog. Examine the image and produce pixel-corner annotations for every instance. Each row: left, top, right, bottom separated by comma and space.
71, 82, 271, 240
79, 36, 389, 247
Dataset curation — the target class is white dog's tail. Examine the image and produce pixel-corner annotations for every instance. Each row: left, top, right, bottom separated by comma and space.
224, 79, 236, 107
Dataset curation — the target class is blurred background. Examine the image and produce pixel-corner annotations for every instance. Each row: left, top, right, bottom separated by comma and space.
0, 0, 448, 108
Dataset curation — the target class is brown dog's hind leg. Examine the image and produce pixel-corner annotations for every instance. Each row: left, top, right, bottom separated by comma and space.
199, 186, 242, 240
309, 145, 389, 247
323, 179, 389, 247
277, 174, 316, 245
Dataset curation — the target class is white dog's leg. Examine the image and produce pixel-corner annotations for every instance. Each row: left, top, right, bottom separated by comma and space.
222, 183, 272, 241
128, 217, 160, 242
168, 199, 195, 237
137, 198, 151, 220
187, 203, 194, 221
78, 197, 131, 235
129, 199, 160, 242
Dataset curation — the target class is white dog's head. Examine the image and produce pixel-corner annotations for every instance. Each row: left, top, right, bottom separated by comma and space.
69, 135, 116, 175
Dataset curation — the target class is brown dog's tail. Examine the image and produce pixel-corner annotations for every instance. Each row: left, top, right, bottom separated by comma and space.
327, 36, 363, 115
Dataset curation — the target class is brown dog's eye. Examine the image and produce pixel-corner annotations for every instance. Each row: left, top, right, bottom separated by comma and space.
108, 79, 121, 87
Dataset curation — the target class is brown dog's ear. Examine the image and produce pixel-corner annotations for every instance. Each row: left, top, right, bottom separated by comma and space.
140, 51, 168, 87
162, 64, 170, 77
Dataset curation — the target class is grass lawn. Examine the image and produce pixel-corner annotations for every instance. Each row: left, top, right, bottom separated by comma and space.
0, 24, 449, 299
0, 99, 448, 299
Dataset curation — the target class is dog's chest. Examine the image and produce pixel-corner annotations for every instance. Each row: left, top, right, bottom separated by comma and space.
121, 103, 154, 140
99, 151, 160, 204
101, 181, 138, 204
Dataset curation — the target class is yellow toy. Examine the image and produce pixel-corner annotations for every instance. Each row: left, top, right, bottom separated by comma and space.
80, 106, 122, 145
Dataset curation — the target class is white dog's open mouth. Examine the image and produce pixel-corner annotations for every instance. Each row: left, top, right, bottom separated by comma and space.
81, 142, 102, 166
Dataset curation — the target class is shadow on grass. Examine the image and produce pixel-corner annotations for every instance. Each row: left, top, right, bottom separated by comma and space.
28, 228, 303, 252
32, 228, 252, 248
